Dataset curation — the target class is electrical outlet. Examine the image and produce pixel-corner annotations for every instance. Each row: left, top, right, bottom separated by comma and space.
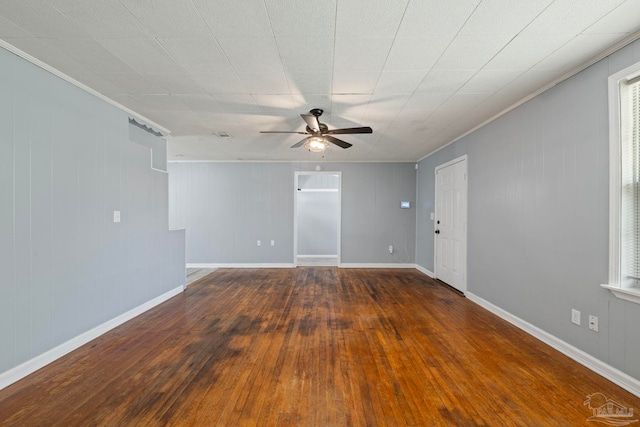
571, 309, 581, 325
257, 240, 261, 246
271, 240, 275, 246
389, 245, 394, 254
589, 315, 599, 332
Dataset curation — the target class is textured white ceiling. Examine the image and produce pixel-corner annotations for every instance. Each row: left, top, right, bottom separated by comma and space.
1, 0, 639, 161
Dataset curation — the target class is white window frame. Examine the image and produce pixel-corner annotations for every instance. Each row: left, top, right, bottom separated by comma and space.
602, 62, 640, 305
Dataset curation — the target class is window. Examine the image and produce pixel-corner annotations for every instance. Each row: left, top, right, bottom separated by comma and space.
603, 62, 640, 304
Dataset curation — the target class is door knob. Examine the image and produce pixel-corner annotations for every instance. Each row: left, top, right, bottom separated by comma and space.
435, 230, 440, 234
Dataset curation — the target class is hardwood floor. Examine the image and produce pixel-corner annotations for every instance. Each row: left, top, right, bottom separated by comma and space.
0, 268, 638, 426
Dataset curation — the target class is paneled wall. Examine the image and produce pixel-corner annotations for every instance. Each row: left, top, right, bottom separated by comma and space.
168, 162, 416, 264
0, 47, 185, 378
416, 39, 640, 381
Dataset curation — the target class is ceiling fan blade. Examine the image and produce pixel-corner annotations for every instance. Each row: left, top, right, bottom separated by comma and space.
291, 138, 308, 148
325, 126, 373, 135
325, 135, 352, 149
260, 131, 309, 134
300, 114, 320, 132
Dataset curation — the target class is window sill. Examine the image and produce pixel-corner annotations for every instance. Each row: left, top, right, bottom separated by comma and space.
601, 284, 640, 305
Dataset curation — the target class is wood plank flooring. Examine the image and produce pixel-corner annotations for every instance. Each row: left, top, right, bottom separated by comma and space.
0, 268, 638, 426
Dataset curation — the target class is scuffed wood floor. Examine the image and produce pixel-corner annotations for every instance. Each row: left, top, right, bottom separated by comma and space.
0, 268, 638, 426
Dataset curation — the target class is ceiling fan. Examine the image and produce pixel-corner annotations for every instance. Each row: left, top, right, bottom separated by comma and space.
259, 108, 372, 152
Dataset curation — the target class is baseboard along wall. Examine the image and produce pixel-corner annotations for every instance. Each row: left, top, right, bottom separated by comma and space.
0, 286, 184, 391
464, 292, 640, 398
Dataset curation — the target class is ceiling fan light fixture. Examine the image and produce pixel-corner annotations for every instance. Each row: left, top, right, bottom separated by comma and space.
261, 108, 369, 151
304, 136, 328, 152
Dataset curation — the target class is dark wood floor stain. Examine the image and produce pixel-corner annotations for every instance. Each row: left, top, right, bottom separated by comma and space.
0, 268, 638, 426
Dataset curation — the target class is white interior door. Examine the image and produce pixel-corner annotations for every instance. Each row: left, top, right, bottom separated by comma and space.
434, 156, 467, 293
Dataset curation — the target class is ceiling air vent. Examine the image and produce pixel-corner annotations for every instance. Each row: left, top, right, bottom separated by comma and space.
214, 131, 232, 138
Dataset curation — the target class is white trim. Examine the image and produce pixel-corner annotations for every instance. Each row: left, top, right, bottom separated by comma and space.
414, 265, 435, 277
466, 292, 640, 398
337, 173, 343, 267
293, 173, 298, 266
434, 154, 468, 172
168, 160, 416, 164
340, 263, 417, 268
187, 263, 223, 269
182, 230, 187, 289
187, 263, 294, 269
0, 286, 183, 391
0, 40, 170, 136
187, 262, 421, 269
603, 60, 640, 304
608, 65, 623, 290
297, 188, 339, 192
417, 30, 640, 163
601, 284, 640, 305
297, 254, 338, 258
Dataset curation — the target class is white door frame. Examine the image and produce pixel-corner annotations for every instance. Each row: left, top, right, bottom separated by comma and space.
434, 155, 468, 293
293, 171, 342, 267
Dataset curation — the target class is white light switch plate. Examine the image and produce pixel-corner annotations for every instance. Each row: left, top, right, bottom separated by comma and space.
571, 309, 580, 325
113, 210, 121, 223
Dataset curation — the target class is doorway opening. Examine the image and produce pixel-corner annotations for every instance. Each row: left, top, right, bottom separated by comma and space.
294, 171, 341, 266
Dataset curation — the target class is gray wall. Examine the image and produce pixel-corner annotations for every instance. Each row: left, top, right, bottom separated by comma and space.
416, 39, 640, 381
168, 162, 416, 264
0, 47, 185, 376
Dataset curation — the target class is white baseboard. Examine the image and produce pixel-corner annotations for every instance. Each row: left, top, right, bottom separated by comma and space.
187, 263, 222, 269
296, 255, 337, 258
187, 263, 294, 269
466, 292, 640, 398
414, 265, 435, 277
340, 263, 417, 268
189, 262, 421, 269
297, 256, 338, 267
0, 286, 184, 391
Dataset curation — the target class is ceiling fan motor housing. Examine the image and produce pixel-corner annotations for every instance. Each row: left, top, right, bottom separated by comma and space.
306, 123, 329, 134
